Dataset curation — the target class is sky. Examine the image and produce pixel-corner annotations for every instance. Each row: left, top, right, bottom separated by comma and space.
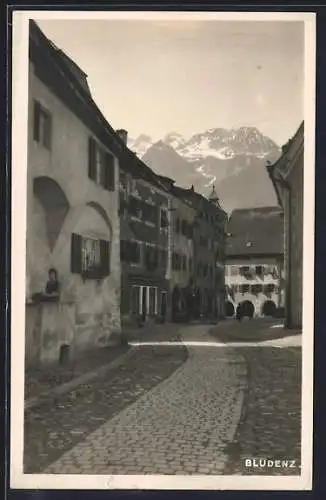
36, 18, 304, 147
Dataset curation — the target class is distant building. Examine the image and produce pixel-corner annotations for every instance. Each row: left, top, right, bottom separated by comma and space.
168, 185, 197, 321
267, 122, 304, 329
225, 207, 285, 318
170, 185, 227, 320
26, 21, 122, 365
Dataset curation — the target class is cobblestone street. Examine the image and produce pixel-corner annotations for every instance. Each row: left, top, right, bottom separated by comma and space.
24, 321, 302, 476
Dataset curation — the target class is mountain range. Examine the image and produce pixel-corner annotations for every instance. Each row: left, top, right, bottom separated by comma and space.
127, 127, 281, 213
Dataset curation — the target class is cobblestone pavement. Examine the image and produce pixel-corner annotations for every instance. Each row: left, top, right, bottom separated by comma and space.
223, 346, 302, 476
24, 344, 188, 473
44, 327, 247, 475
25, 321, 302, 476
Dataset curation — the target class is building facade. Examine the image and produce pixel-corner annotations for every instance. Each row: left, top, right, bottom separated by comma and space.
267, 122, 304, 329
26, 21, 122, 366
119, 145, 171, 326
168, 185, 227, 320
225, 207, 284, 318
168, 186, 196, 321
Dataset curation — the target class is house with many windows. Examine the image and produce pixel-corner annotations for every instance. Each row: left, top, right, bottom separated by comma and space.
165, 184, 227, 320
26, 21, 123, 365
225, 207, 285, 318
267, 122, 304, 329
166, 184, 196, 321
118, 135, 172, 325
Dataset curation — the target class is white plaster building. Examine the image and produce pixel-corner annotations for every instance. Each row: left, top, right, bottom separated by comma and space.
225, 207, 285, 318
26, 21, 123, 365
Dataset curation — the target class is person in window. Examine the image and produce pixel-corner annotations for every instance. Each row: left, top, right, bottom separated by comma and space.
44, 268, 60, 300
31, 268, 60, 303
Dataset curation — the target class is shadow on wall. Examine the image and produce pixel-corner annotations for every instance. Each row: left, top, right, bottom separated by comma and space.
33, 176, 70, 251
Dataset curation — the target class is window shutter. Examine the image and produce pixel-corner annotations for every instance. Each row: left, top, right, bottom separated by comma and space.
100, 239, 111, 276
33, 100, 41, 142
88, 137, 96, 181
71, 233, 82, 274
104, 152, 115, 191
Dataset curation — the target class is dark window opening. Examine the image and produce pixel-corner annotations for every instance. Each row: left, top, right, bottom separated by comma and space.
71, 233, 110, 279
33, 100, 52, 150
88, 136, 115, 191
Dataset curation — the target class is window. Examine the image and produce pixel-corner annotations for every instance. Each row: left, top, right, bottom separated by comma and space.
197, 262, 202, 276
240, 266, 250, 274
159, 249, 167, 269
264, 284, 275, 294
188, 258, 193, 272
33, 100, 52, 149
88, 136, 115, 191
230, 266, 239, 276
71, 233, 110, 278
131, 286, 141, 314
182, 255, 187, 271
175, 217, 181, 233
172, 252, 181, 271
209, 265, 213, 278
256, 265, 264, 276
143, 202, 157, 225
239, 284, 250, 294
181, 220, 187, 236
203, 263, 208, 278
200, 236, 208, 247
251, 284, 263, 294
120, 240, 141, 264
160, 209, 168, 229
187, 223, 194, 239
145, 245, 159, 270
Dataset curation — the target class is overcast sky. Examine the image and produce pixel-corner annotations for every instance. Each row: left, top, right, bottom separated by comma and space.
36, 19, 304, 146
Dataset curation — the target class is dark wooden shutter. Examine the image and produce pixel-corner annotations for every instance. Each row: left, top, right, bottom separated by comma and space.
88, 137, 96, 181
104, 152, 115, 191
71, 233, 82, 274
100, 239, 111, 276
33, 100, 41, 142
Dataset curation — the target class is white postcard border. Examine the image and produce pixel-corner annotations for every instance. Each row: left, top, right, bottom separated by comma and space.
10, 9, 316, 491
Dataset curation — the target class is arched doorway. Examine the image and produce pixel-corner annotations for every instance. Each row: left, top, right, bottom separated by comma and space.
237, 300, 255, 319
225, 301, 235, 317
262, 300, 277, 317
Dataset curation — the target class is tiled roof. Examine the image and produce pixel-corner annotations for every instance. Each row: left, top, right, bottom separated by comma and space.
226, 206, 284, 257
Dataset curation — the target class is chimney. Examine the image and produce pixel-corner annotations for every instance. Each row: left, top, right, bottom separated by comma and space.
116, 129, 128, 145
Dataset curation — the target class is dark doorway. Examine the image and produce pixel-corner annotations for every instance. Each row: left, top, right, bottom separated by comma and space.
225, 301, 235, 317
160, 291, 167, 323
237, 300, 255, 319
262, 300, 277, 317
141, 286, 147, 322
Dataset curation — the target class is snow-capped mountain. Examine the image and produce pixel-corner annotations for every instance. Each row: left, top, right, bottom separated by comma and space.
128, 127, 281, 212
127, 134, 153, 157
